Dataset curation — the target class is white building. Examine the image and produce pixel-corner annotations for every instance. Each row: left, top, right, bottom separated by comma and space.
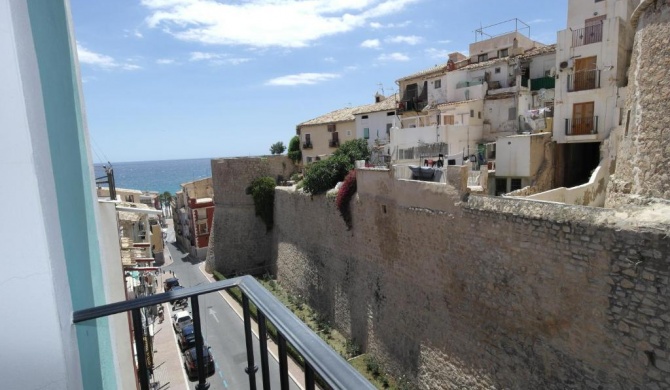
352, 93, 398, 151
553, 0, 638, 187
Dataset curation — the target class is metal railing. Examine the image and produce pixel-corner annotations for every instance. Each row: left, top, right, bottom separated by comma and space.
572, 24, 603, 47
302, 142, 313, 149
530, 76, 555, 91
73, 276, 374, 390
565, 116, 598, 136
329, 139, 339, 148
567, 69, 601, 92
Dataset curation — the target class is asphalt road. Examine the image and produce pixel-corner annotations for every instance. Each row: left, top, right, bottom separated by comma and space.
162, 239, 301, 390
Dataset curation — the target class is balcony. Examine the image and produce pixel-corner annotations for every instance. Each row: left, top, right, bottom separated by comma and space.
572, 24, 603, 47
565, 116, 598, 136
567, 70, 601, 92
397, 99, 427, 113
73, 275, 374, 390
302, 141, 313, 149
329, 139, 340, 148
530, 76, 555, 91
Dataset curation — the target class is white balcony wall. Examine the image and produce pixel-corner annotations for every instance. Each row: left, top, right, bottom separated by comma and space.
390, 125, 483, 160
427, 75, 448, 105
356, 110, 396, 148
496, 135, 532, 177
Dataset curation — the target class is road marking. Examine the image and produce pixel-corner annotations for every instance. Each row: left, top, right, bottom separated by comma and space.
223, 379, 229, 388
209, 307, 220, 323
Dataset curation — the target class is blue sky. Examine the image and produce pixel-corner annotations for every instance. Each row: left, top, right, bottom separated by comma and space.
71, 0, 568, 163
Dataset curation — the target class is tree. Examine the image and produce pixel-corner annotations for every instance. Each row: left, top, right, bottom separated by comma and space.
162, 191, 172, 217
270, 141, 286, 155
287, 135, 302, 163
246, 177, 276, 231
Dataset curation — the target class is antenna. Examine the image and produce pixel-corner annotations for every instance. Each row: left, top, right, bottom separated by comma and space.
377, 82, 385, 95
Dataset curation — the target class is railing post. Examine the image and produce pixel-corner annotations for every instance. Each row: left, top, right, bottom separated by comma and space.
565, 118, 569, 135
191, 295, 210, 390
278, 334, 289, 390
132, 309, 150, 390
242, 294, 258, 390
257, 311, 271, 390
305, 362, 315, 390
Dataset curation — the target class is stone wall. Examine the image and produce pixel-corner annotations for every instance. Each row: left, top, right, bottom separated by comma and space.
607, 0, 670, 206
275, 168, 670, 389
208, 155, 297, 276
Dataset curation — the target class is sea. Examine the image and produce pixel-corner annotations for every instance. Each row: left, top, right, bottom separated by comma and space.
94, 158, 212, 195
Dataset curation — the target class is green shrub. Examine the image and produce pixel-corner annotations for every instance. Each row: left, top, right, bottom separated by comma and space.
287, 136, 302, 163
245, 177, 276, 231
333, 138, 370, 164
301, 155, 350, 195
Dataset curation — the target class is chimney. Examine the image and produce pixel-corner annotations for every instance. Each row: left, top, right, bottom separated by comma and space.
375, 92, 384, 103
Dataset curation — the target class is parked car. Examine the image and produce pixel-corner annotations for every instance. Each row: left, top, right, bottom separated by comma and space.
164, 277, 180, 292
170, 285, 186, 306
183, 345, 215, 380
172, 310, 193, 333
177, 324, 196, 351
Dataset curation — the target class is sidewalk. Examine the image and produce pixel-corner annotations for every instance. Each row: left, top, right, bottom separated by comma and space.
198, 263, 307, 390
148, 243, 188, 390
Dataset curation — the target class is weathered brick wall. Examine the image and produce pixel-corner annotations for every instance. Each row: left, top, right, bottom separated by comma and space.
607, 0, 670, 206
209, 156, 297, 276
275, 169, 670, 389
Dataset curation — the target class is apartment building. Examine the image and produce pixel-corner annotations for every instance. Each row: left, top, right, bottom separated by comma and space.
297, 106, 358, 164
553, 0, 638, 187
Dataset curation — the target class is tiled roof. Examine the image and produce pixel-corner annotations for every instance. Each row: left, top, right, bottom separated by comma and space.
352, 93, 399, 115
397, 63, 449, 82
519, 43, 557, 59
299, 105, 359, 126
459, 57, 508, 71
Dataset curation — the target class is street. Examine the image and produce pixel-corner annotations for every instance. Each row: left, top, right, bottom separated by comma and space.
162, 235, 301, 390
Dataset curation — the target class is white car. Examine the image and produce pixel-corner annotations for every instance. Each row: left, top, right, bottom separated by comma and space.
172, 310, 193, 333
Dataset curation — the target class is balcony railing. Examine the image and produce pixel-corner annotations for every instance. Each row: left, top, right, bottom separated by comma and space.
530, 76, 555, 91
73, 275, 374, 390
329, 139, 340, 148
572, 24, 603, 47
302, 141, 313, 149
567, 70, 601, 92
565, 116, 598, 136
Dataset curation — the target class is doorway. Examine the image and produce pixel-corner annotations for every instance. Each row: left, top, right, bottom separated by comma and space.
554, 142, 600, 188
571, 102, 595, 135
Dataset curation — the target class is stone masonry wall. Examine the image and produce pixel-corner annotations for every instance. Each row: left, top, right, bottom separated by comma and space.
209, 156, 297, 276
607, 0, 670, 206
275, 169, 670, 389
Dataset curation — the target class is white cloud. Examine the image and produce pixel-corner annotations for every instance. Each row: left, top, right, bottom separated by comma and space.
189, 52, 224, 61
385, 35, 422, 45
437, 39, 451, 44
324, 57, 336, 62
76, 43, 141, 70
189, 52, 250, 65
361, 39, 381, 48
124, 29, 144, 38
142, 0, 420, 48
369, 20, 410, 29
377, 52, 408, 61
156, 58, 175, 64
528, 18, 551, 24
265, 72, 340, 86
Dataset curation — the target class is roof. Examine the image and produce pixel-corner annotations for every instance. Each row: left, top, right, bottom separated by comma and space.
397, 63, 448, 82
397, 44, 557, 81
352, 93, 399, 115
298, 105, 360, 126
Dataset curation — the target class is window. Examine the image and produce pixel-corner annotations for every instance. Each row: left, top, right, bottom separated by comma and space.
387, 111, 394, 116
508, 107, 517, 121
306, 156, 313, 163
443, 115, 455, 125
495, 67, 501, 74
478, 53, 488, 62
434, 79, 442, 88
498, 48, 508, 58
362, 115, 368, 119
198, 222, 208, 235
386, 123, 392, 134
510, 178, 522, 191
364, 128, 370, 139
478, 111, 482, 119
327, 124, 336, 132
305, 134, 311, 143
470, 109, 474, 118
